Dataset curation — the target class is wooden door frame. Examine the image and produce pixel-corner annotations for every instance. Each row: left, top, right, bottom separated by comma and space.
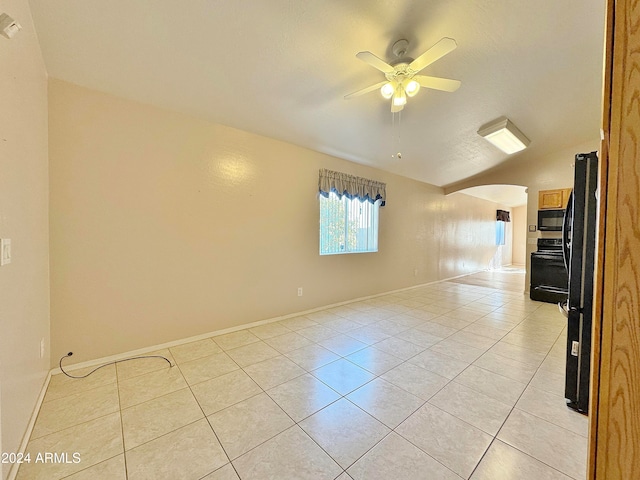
588, 0, 640, 477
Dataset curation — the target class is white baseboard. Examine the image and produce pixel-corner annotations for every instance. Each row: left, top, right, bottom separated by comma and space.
51, 269, 486, 375
7, 371, 51, 480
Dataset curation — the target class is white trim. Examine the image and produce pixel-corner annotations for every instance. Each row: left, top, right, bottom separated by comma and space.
7, 371, 52, 480
51, 270, 484, 374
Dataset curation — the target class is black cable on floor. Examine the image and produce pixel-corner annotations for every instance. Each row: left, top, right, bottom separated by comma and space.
58, 351, 173, 379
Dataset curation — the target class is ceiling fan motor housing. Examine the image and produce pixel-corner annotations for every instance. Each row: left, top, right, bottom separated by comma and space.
392, 39, 409, 58
391, 40, 415, 69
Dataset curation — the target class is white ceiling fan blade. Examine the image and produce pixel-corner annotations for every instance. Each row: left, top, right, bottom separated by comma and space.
355, 51, 395, 74
408, 37, 457, 74
413, 75, 461, 92
344, 81, 387, 99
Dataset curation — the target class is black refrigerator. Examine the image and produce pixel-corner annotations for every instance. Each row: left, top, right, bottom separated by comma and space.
561, 151, 598, 414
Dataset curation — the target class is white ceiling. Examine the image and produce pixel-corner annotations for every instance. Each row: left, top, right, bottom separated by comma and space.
29, 0, 605, 190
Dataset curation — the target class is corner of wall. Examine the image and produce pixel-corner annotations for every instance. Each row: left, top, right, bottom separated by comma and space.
0, 1, 50, 477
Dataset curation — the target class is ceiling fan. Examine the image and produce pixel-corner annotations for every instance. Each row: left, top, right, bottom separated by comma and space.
345, 37, 461, 112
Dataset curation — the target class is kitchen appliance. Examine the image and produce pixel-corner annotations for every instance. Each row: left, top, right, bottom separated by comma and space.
538, 208, 565, 231
530, 238, 569, 303
561, 151, 598, 414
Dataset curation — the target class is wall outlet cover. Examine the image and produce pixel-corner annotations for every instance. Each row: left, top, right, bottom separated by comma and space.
1, 238, 11, 265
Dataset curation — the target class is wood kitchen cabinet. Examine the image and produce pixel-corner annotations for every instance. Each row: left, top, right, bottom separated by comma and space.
538, 188, 572, 209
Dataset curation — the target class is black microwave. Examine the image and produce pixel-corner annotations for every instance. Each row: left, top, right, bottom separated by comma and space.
538, 209, 565, 231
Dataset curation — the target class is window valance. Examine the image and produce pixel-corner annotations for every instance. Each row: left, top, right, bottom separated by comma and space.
318, 169, 386, 206
497, 209, 511, 222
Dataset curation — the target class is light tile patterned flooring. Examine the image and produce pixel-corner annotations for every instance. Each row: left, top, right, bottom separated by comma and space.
17, 270, 588, 480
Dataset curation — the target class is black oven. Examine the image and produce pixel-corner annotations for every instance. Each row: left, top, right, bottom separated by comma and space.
538, 209, 565, 231
530, 238, 568, 303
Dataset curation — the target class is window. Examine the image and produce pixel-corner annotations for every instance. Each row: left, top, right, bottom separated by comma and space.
496, 221, 506, 245
318, 168, 386, 255
319, 192, 380, 255
496, 209, 510, 246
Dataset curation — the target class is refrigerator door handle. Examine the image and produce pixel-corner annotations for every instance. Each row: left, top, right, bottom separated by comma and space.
562, 190, 574, 272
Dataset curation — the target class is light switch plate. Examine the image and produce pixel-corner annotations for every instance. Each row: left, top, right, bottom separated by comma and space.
1, 238, 11, 265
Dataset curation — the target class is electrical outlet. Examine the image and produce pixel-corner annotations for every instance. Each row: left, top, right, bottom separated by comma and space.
40, 338, 45, 359
1, 238, 11, 266
413, 268, 418, 277
297, 287, 303, 297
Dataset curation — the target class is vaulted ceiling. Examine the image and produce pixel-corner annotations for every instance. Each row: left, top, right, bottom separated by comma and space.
29, 0, 605, 187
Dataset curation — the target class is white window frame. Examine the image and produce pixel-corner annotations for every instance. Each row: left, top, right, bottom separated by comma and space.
319, 192, 380, 255
496, 221, 506, 246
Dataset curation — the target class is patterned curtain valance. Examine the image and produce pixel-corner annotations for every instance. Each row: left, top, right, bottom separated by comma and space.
497, 209, 511, 222
318, 169, 386, 206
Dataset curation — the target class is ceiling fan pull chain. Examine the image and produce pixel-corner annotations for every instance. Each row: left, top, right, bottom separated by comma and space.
397, 111, 402, 159
391, 111, 402, 159
391, 111, 396, 158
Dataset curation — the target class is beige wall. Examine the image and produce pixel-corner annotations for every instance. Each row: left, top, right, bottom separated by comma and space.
512, 204, 527, 265
49, 79, 505, 365
0, 1, 50, 478
445, 139, 600, 291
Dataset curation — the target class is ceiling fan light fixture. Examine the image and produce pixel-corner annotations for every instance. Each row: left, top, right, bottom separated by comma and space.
478, 117, 530, 154
392, 85, 407, 107
347, 37, 460, 112
380, 82, 394, 99
405, 79, 420, 97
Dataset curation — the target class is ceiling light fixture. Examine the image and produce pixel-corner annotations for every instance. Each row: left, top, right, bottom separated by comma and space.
392, 85, 407, 107
477, 117, 530, 154
381, 79, 419, 107
405, 79, 420, 97
345, 38, 461, 113
380, 82, 395, 99
391, 85, 407, 114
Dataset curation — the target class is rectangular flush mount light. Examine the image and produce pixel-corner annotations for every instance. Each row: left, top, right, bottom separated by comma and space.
477, 117, 530, 154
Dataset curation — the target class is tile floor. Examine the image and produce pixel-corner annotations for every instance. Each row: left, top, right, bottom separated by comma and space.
16, 269, 588, 480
